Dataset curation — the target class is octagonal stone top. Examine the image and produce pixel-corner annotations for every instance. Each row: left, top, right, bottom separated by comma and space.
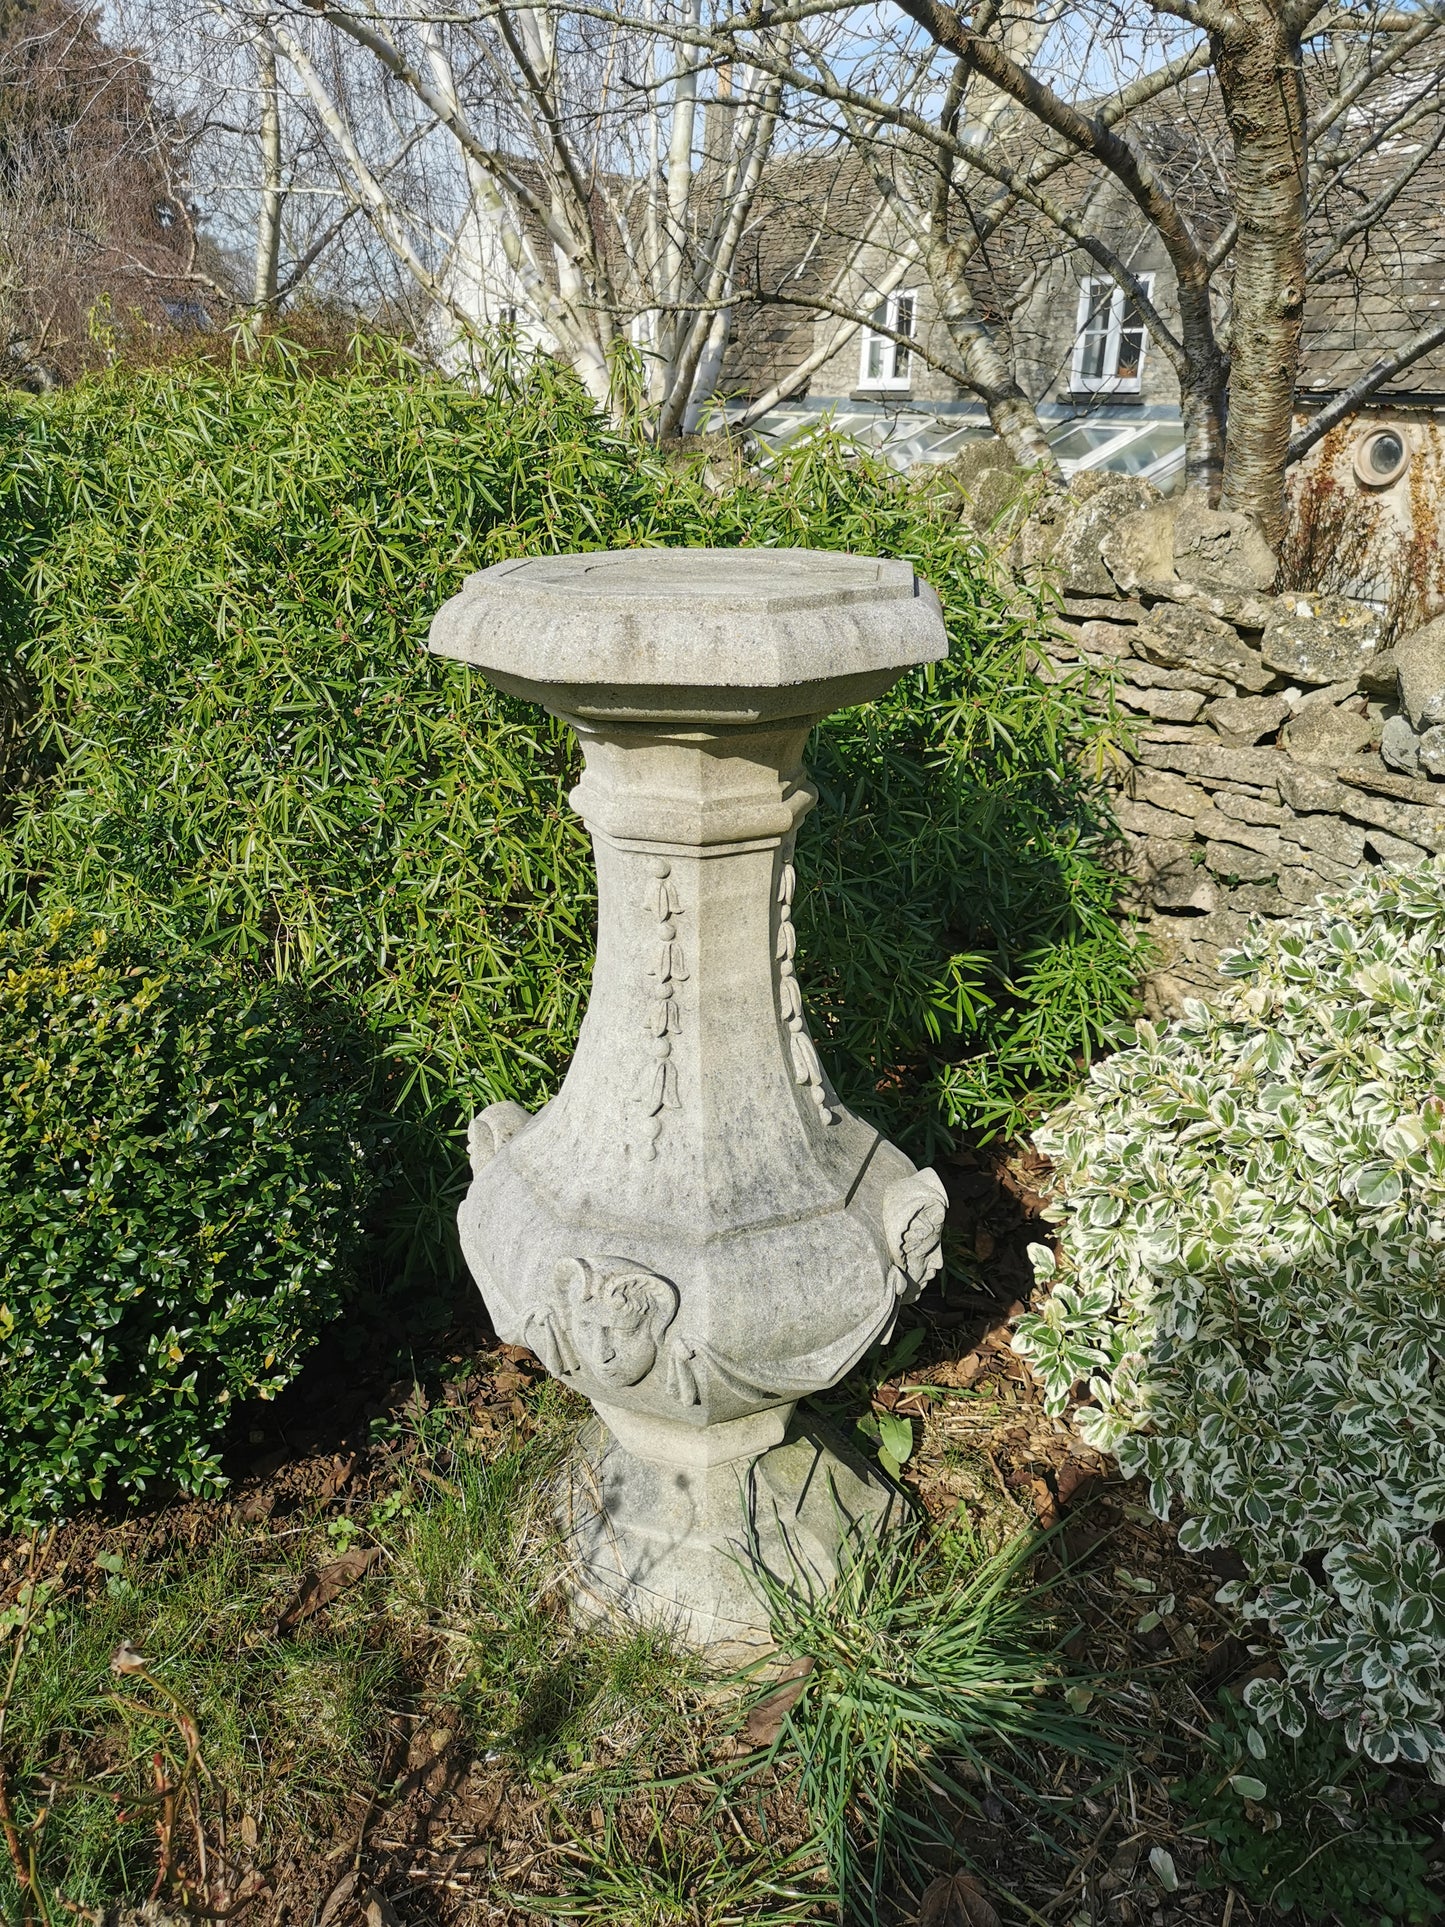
428, 548, 948, 724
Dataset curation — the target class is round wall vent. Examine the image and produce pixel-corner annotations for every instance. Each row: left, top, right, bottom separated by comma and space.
1353, 426, 1411, 488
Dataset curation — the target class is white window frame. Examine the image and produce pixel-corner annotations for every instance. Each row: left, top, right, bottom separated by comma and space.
1070, 274, 1153, 394
858, 289, 917, 390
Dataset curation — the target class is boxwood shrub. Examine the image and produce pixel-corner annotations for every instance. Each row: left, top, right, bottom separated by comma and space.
0, 913, 373, 1523
1015, 862, 1445, 1774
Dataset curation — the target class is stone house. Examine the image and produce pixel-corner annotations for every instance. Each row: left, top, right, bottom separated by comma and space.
718, 57, 1445, 609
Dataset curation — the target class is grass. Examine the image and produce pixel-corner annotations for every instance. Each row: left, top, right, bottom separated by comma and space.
2, 1301, 1442, 1926
0, 1361, 1101, 1926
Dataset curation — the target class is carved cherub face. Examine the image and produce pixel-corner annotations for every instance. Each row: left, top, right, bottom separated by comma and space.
564, 1263, 676, 1386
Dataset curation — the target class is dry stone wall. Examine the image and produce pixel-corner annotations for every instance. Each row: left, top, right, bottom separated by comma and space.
1018, 473, 1445, 1012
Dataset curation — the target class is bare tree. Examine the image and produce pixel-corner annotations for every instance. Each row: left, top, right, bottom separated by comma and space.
610, 0, 1444, 535
178, 0, 850, 432
0, 0, 225, 386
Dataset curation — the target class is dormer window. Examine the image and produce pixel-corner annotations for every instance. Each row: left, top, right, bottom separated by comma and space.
859, 289, 915, 390
1071, 274, 1152, 393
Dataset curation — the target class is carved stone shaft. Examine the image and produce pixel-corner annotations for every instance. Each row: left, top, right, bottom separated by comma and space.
429, 549, 950, 1648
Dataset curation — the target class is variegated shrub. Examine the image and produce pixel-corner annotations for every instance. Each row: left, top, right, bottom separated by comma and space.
1013, 861, 1445, 1773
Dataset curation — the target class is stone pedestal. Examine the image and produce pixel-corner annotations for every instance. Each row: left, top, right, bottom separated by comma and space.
429, 548, 950, 1651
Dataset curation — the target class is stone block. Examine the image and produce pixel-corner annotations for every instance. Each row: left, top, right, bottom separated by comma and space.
1050, 476, 1163, 597
1276, 866, 1346, 906
1224, 884, 1294, 916
1133, 603, 1274, 692
1101, 501, 1177, 593
1115, 797, 1198, 839
1141, 837, 1217, 911
1077, 619, 1136, 659
1277, 765, 1352, 813
1358, 650, 1401, 698
1295, 677, 1366, 711
1261, 594, 1388, 686
1171, 499, 1278, 592
1129, 767, 1214, 817
1137, 738, 1288, 790
1281, 701, 1374, 768
1281, 846, 1360, 886
1338, 788, 1445, 853
1338, 763, 1445, 808
1193, 811, 1282, 860
1062, 595, 1144, 623
1213, 791, 1284, 826
1395, 614, 1445, 730
1117, 685, 1208, 723
1206, 693, 1290, 745
1364, 825, 1428, 864
1205, 840, 1279, 882
1120, 659, 1233, 695
1380, 714, 1422, 776
1279, 811, 1366, 867
1420, 727, 1445, 779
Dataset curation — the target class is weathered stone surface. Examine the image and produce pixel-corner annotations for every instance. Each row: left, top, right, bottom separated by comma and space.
1226, 883, 1294, 915
1277, 865, 1349, 905
1419, 726, 1445, 779
1129, 766, 1214, 817
1337, 788, 1445, 853
1133, 603, 1275, 692
428, 547, 951, 1648
1359, 650, 1401, 698
1277, 765, 1352, 813
1380, 714, 1423, 776
1339, 762, 1445, 807
1280, 810, 1366, 867
1139, 837, 1217, 910
1115, 797, 1197, 839
1171, 499, 1278, 593
1193, 810, 1282, 859
1205, 840, 1280, 882
1101, 501, 1177, 593
1119, 658, 1232, 694
1364, 825, 1430, 864
1213, 791, 1284, 826
1395, 614, 1445, 730
1260, 594, 1387, 686
1062, 594, 1144, 624
1117, 685, 1207, 723
1077, 618, 1137, 659
1295, 676, 1366, 711
562, 1416, 897, 1652
1281, 701, 1374, 768
1137, 738, 1287, 790
1206, 693, 1290, 745
1050, 476, 1162, 597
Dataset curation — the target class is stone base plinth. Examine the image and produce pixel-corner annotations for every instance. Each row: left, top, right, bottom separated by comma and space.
557, 1417, 900, 1657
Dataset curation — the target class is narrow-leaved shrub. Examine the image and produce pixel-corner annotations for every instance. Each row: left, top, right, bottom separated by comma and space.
1014, 862, 1445, 1773
0, 914, 373, 1522
0, 341, 1138, 1276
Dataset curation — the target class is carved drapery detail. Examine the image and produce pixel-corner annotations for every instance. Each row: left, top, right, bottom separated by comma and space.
634, 857, 686, 1161
775, 859, 837, 1125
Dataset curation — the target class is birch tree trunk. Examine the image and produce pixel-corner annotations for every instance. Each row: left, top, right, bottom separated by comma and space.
252, 29, 282, 312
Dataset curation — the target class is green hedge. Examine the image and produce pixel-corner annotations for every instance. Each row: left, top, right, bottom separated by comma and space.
0, 914, 373, 1522
0, 340, 1139, 1279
